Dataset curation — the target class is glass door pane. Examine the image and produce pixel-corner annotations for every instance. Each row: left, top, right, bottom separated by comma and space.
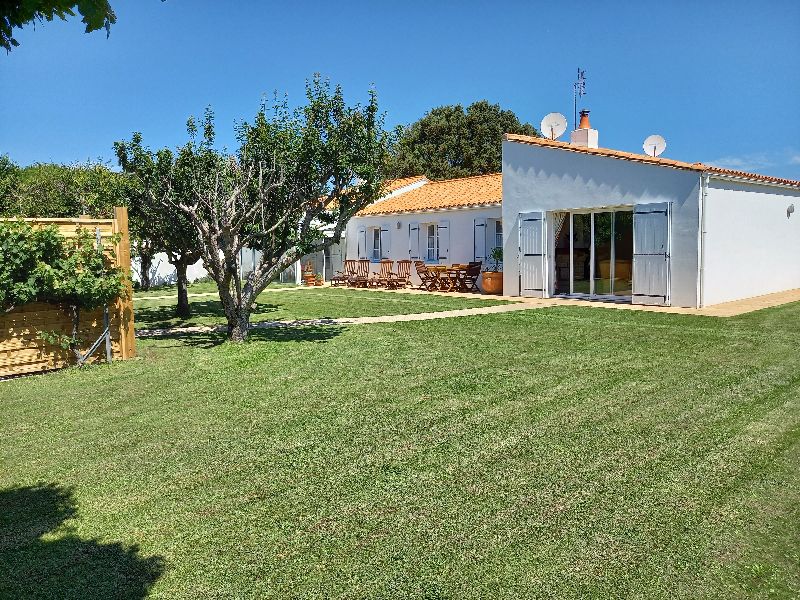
593, 212, 613, 295
613, 211, 633, 296
572, 213, 591, 294
553, 212, 570, 295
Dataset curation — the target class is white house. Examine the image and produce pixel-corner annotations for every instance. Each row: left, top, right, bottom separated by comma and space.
345, 173, 504, 284
502, 116, 800, 307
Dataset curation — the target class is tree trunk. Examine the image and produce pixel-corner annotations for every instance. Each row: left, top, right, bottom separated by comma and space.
175, 260, 191, 319
139, 251, 153, 291
217, 282, 252, 343
228, 311, 251, 342
69, 304, 82, 362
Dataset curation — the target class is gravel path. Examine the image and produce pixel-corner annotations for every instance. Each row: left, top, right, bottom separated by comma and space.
136, 301, 541, 338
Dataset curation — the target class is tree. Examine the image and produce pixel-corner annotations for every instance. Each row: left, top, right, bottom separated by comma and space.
390, 100, 540, 180
114, 133, 202, 315
1, 1, 115, 52
166, 77, 392, 341
111, 145, 163, 292
0, 161, 122, 218
0, 155, 20, 214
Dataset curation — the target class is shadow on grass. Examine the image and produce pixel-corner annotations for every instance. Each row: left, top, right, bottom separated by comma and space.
135, 299, 280, 330
145, 324, 346, 349
0, 484, 164, 599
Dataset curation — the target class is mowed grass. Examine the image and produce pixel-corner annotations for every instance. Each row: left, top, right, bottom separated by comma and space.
133, 286, 508, 330
134, 280, 298, 299
1, 301, 799, 598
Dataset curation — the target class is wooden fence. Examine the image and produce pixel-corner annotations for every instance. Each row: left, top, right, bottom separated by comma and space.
0, 207, 136, 377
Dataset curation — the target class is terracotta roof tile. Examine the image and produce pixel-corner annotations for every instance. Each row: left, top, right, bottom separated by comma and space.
358, 173, 502, 216
382, 175, 427, 194
505, 133, 800, 188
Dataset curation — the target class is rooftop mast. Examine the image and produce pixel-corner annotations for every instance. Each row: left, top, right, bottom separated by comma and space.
573, 68, 586, 131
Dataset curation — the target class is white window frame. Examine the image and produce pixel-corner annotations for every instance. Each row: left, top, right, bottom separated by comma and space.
424, 223, 439, 263
494, 220, 503, 251
369, 226, 381, 262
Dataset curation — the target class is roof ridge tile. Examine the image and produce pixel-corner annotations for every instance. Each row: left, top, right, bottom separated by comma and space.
504, 133, 800, 188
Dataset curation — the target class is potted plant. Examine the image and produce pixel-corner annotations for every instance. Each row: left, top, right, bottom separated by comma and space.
302, 260, 316, 286
314, 273, 324, 286
481, 247, 503, 295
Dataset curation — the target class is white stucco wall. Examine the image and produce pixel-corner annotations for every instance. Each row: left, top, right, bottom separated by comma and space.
346, 205, 502, 284
131, 253, 206, 286
501, 140, 702, 307
702, 179, 800, 305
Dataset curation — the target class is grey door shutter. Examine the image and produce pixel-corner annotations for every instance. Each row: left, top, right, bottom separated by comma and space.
519, 212, 545, 297
474, 218, 487, 261
438, 220, 449, 261
409, 222, 420, 259
380, 224, 391, 260
357, 226, 368, 260
632, 203, 670, 306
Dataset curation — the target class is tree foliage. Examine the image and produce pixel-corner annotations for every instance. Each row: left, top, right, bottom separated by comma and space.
114, 131, 204, 314
0, 160, 123, 218
166, 76, 393, 341
390, 100, 540, 180
0, 155, 20, 213
1, 0, 116, 52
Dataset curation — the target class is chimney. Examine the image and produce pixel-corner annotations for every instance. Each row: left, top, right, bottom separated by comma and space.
570, 109, 599, 149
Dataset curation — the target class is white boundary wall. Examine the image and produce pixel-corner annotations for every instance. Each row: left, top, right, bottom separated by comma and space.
702, 179, 800, 305
132, 253, 207, 286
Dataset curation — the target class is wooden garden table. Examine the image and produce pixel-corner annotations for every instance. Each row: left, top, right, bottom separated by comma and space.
426, 265, 449, 291
446, 266, 469, 292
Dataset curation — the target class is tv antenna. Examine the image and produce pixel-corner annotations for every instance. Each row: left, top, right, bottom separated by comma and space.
642, 134, 667, 157
540, 113, 568, 140
573, 68, 586, 131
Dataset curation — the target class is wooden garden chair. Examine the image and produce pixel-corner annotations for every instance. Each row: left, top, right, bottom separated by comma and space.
386, 259, 412, 289
349, 259, 371, 288
331, 259, 356, 287
436, 265, 458, 292
414, 261, 435, 291
369, 259, 394, 288
464, 261, 482, 292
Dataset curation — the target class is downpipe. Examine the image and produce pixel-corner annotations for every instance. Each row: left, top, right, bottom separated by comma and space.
698, 173, 709, 308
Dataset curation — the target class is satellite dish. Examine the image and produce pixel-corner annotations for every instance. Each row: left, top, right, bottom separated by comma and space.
643, 134, 667, 157
540, 112, 568, 140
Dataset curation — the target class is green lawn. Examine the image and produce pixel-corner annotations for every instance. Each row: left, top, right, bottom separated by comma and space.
133, 286, 508, 330
133, 280, 297, 298
1, 301, 799, 598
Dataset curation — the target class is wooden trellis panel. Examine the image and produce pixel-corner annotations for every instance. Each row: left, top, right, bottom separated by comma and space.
0, 207, 136, 377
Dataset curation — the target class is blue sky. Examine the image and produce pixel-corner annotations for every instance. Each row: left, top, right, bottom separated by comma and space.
2, 0, 799, 179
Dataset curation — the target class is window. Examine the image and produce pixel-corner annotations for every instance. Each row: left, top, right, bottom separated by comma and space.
370, 227, 381, 261
494, 220, 503, 250
425, 223, 438, 262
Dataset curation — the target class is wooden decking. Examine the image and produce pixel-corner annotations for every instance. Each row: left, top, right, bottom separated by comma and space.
371, 287, 800, 317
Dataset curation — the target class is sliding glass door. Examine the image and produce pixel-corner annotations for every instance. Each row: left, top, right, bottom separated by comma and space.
572, 213, 591, 294
612, 211, 633, 296
553, 209, 633, 300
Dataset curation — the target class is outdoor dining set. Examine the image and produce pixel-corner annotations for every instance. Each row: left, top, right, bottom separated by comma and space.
331, 259, 483, 293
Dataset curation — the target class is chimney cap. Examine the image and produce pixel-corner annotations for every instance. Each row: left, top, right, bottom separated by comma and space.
578, 109, 591, 130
